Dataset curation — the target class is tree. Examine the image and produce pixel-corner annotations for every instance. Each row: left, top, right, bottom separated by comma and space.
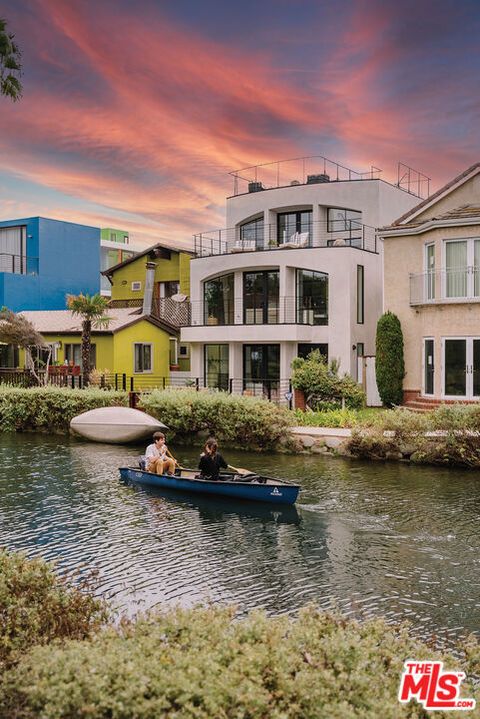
66, 294, 110, 384
0, 307, 48, 384
0, 17, 22, 101
375, 311, 405, 407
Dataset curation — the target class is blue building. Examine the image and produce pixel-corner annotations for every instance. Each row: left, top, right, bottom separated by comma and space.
0, 217, 100, 311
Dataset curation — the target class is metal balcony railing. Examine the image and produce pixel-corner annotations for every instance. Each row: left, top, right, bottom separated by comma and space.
410, 267, 480, 305
0, 253, 39, 275
228, 155, 382, 196
187, 296, 328, 327
193, 220, 377, 257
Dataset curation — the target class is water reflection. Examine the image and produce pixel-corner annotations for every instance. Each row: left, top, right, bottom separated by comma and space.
0, 433, 479, 644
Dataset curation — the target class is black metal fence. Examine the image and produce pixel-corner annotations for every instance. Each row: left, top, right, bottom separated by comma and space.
0, 369, 293, 405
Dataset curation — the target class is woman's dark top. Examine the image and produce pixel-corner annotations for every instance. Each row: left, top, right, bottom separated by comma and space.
198, 452, 228, 480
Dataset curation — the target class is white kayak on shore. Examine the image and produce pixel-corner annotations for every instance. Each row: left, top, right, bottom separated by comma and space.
70, 406, 167, 444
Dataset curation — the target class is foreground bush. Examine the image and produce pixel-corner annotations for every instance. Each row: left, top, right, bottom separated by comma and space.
2, 604, 478, 719
347, 404, 480, 467
140, 389, 293, 450
291, 351, 365, 410
0, 550, 108, 671
0, 386, 128, 433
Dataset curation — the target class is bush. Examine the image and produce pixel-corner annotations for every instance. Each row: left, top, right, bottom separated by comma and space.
291, 407, 361, 428
1, 604, 478, 718
0, 386, 128, 433
375, 312, 405, 407
347, 404, 480, 467
140, 389, 292, 450
0, 550, 108, 672
291, 351, 365, 410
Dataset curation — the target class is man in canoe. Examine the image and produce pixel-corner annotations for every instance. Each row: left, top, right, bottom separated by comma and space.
145, 432, 176, 475
198, 438, 228, 480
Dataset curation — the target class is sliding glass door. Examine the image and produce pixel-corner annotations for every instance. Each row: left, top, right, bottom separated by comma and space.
243, 271, 279, 324
243, 344, 280, 397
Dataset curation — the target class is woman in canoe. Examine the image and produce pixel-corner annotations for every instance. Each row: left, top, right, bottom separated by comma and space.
198, 438, 228, 481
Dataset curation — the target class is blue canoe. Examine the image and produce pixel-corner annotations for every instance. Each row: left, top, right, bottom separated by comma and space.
119, 466, 300, 505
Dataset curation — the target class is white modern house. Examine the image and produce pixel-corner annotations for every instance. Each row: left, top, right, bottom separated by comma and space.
180, 156, 424, 401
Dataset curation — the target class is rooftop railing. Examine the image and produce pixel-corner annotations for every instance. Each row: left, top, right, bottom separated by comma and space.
194, 220, 377, 257
229, 155, 382, 196
410, 267, 480, 305
0, 253, 39, 275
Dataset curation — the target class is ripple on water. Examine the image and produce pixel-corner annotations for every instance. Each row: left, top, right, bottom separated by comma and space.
0, 434, 479, 645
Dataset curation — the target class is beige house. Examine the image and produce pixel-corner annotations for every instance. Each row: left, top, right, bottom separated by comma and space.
380, 163, 480, 406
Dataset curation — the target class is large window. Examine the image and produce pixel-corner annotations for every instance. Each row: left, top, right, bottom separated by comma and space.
204, 344, 229, 391
134, 343, 152, 373
64, 343, 97, 369
278, 211, 312, 245
203, 273, 234, 325
444, 238, 480, 299
243, 344, 280, 397
296, 269, 328, 325
240, 217, 264, 249
327, 208, 362, 232
0, 344, 19, 368
243, 271, 279, 324
297, 344, 328, 360
0, 225, 26, 274
357, 265, 364, 324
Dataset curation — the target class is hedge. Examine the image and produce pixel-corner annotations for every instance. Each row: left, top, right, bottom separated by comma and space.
0, 550, 478, 718
375, 312, 405, 407
140, 389, 293, 450
0, 386, 128, 433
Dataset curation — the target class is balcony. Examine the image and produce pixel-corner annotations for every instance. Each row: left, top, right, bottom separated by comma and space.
410, 267, 480, 305
194, 220, 377, 257
0, 253, 39, 275
183, 297, 327, 327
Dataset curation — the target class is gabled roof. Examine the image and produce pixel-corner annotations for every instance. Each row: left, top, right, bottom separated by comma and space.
390, 162, 480, 226
102, 242, 194, 277
20, 308, 179, 336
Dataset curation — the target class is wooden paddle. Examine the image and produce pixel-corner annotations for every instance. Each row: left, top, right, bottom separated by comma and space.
227, 464, 255, 477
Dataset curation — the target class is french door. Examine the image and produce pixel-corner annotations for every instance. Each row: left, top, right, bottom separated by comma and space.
443, 337, 480, 399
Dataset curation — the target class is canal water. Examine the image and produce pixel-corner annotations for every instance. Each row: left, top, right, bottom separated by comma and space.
0, 433, 479, 645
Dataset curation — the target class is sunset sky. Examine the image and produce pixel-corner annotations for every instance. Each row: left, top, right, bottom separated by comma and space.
1, 0, 480, 249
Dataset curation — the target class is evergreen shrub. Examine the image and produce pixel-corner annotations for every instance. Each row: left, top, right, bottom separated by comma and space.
0, 550, 107, 672
0, 386, 128, 433
375, 312, 405, 407
1, 604, 478, 719
291, 351, 365, 410
140, 389, 292, 450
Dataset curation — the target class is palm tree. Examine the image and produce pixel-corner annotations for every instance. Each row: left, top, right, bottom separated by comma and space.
0, 17, 22, 101
66, 294, 110, 384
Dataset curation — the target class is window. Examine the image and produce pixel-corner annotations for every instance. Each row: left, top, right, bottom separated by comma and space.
134, 343, 152, 373
0, 225, 26, 274
243, 271, 279, 324
203, 274, 234, 325
297, 344, 328, 360
278, 211, 312, 245
357, 265, 364, 324
240, 217, 264, 249
424, 339, 434, 395
296, 269, 328, 325
426, 243, 435, 300
179, 344, 189, 358
356, 342, 364, 357
204, 344, 229, 390
131, 281, 142, 291
64, 344, 96, 369
169, 338, 178, 366
444, 239, 480, 299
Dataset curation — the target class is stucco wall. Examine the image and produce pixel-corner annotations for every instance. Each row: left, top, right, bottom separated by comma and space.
110, 251, 191, 301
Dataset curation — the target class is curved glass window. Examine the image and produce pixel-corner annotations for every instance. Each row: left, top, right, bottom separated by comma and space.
296, 269, 328, 325
203, 273, 234, 325
240, 217, 264, 249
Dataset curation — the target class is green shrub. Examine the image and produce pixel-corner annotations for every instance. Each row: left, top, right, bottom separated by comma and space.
347, 404, 480, 467
291, 407, 360, 428
1, 604, 477, 719
0, 550, 108, 672
291, 351, 365, 410
0, 386, 128, 433
375, 312, 405, 407
140, 389, 292, 450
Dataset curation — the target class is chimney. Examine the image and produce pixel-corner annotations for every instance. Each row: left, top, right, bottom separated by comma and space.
142, 261, 156, 315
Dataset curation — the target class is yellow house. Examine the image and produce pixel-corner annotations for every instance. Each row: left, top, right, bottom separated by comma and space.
20, 308, 181, 389
103, 242, 193, 371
